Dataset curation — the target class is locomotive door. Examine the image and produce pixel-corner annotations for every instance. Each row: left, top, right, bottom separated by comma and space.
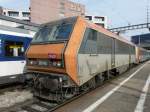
111, 39, 115, 68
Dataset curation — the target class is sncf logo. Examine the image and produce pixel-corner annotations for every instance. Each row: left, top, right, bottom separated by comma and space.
48, 53, 57, 59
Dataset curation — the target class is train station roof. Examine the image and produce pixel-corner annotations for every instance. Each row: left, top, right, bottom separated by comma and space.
0, 15, 40, 27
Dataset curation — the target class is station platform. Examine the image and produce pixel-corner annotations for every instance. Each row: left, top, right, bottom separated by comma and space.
54, 61, 150, 112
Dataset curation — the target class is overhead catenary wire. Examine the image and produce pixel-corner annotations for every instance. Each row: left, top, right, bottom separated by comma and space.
73, 0, 149, 31
72, 0, 132, 28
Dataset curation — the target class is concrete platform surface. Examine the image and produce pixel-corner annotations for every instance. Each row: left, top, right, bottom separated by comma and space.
54, 61, 150, 112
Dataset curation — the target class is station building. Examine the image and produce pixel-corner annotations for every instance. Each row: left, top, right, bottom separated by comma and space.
131, 33, 150, 50
0, 15, 39, 35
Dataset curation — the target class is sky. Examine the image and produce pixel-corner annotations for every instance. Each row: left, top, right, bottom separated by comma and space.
0, 0, 29, 11
0, 0, 150, 40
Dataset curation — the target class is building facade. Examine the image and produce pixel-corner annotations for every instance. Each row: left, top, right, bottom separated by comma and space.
30, 0, 85, 24
1, 8, 30, 22
85, 15, 108, 29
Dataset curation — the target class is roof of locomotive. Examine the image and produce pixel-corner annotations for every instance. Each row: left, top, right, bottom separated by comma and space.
38, 16, 136, 47
82, 16, 135, 46
40, 16, 78, 27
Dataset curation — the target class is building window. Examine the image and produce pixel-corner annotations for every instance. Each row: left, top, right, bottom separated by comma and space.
60, 1, 65, 10
85, 16, 92, 20
59, 14, 65, 18
22, 12, 30, 17
23, 19, 30, 22
81, 13, 85, 16
95, 16, 105, 21
8, 11, 19, 17
77, 6, 81, 11
60, 8, 65, 14
60, 7, 65, 10
60, 2, 65, 6
70, 3, 76, 10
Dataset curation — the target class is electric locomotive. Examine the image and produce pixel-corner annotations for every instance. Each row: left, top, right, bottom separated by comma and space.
26, 16, 150, 102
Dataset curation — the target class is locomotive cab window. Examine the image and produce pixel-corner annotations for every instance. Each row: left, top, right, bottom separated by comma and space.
80, 28, 98, 54
32, 23, 73, 43
5, 41, 24, 57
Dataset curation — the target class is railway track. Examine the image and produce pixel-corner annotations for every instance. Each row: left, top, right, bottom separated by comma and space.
0, 75, 127, 112
0, 83, 25, 94
0, 88, 88, 112
1, 98, 55, 112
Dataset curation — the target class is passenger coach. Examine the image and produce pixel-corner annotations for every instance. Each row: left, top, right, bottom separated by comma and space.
26, 16, 150, 102
0, 25, 33, 85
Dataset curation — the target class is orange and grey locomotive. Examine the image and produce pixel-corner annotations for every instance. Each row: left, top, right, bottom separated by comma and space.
25, 17, 150, 102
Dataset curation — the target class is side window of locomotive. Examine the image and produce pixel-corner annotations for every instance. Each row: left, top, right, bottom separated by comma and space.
5, 40, 24, 57
79, 28, 98, 54
97, 33, 112, 54
115, 40, 130, 54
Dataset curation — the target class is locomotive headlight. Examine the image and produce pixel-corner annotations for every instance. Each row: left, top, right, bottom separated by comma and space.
28, 60, 38, 65
30, 61, 34, 65
57, 61, 62, 67
28, 60, 36, 65
28, 59, 63, 68
51, 61, 62, 67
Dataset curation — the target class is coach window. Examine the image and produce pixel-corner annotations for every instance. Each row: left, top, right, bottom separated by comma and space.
80, 28, 98, 54
0, 39, 2, 55
5, 41, 24, 57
